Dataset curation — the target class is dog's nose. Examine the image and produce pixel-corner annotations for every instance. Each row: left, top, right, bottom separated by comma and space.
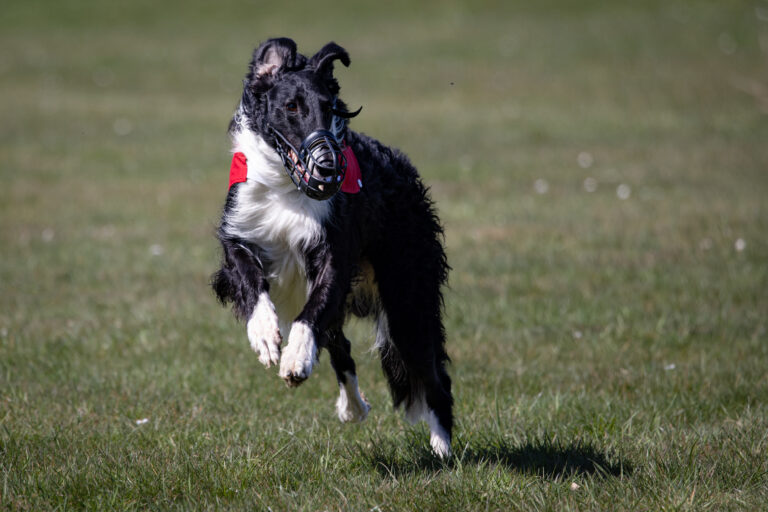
313, 150, 336, 175
306, 136, 341, 177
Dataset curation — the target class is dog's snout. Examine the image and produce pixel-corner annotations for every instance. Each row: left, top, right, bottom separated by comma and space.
304, 133, 342, 178
313, 148, 336, 175
273, 125, 346, 200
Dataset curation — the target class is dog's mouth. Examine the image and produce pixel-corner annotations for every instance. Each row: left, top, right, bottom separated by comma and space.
286, 147, 334, 185
271, 127, 347, 200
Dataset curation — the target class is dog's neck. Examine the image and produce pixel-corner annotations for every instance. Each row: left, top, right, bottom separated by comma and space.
230, 127, 290, 191
225, 117, 332, 249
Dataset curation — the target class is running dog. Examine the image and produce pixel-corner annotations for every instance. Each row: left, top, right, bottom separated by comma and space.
212, 38, 453, 457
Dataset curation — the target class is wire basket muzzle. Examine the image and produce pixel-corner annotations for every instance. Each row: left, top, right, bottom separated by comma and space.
300, 130, 347, 180
271, 126, 347, 200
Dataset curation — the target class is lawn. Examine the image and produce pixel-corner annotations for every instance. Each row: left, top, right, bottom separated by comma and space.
1, 0, 767, 510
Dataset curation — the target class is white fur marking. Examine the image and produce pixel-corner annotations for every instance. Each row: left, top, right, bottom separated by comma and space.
246, 292, 282, 367
336, 371, 371, 423
405, 393, 452, 459
427, 410, 452, 459
279, 321, 317, 386
223, 128, 332, 335
373, 311, 390, 352
225, 129, 330, 245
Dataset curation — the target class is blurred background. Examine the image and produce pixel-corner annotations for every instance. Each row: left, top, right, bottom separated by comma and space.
1, 0, 767, 508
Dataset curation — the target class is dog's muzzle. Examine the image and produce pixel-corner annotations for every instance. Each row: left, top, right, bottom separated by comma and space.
271, 128, 347, 201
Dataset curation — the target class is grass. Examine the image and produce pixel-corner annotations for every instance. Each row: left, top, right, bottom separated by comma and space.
2, 0, 767, 509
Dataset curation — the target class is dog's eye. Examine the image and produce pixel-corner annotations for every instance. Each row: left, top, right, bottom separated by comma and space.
285, 102, 298, 112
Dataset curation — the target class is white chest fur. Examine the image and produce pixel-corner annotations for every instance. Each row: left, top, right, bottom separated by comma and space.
223, 128, 332, 333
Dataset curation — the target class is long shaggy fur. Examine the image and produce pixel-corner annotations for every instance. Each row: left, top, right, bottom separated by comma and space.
212, 38, 453, 457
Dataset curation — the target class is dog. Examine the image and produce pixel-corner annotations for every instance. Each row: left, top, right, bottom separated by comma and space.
211, 38, 453, 458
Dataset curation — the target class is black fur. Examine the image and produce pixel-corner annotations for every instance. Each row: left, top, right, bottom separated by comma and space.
212, 38, 453, 454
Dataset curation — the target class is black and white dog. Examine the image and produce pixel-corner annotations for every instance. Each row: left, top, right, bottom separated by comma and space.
212, 38, 453, 457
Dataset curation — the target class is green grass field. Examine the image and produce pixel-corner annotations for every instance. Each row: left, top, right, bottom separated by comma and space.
2, 0, 767, 509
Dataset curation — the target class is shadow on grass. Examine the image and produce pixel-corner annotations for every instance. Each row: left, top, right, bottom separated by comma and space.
364, 432, 631, 480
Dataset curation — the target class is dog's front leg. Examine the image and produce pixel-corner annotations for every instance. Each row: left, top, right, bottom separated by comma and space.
247, 292, 282, 368
279, 242, 348, 387
224, 239, 282, 368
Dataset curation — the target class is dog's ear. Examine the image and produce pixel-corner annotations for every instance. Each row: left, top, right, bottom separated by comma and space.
309, 42, 350, 94
247, 38, 305, 91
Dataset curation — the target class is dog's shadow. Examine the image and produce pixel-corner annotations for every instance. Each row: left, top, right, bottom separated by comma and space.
364, 432, 631, 480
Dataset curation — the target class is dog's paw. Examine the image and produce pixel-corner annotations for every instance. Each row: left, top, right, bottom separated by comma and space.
428, 411, 452, 460
336, 374, 371, 423
430, 429, 452, 459
278, 321, 317, 387
246, 293, 282, 368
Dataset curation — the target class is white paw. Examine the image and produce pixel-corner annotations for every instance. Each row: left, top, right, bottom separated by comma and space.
428, 410, 452, 459
336, 372, 371, 423
279, 321, 317, 386
246, 293, 282, 368
407, 398, 452, 459
430, 429, 452, 459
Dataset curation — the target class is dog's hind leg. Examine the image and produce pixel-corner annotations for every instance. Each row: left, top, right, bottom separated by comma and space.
375, 308, 454, 459
326, 328, 370, 423
405, 362, 453, 459
372, 231, 453, 458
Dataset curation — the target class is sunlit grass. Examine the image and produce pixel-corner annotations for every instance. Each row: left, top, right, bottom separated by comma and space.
1, 0, 767, 509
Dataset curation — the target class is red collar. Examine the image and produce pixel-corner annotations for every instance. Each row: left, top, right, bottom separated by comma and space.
229, 145, 362, 194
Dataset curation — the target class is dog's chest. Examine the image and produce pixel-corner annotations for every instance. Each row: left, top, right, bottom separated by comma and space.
224, 181, 330, 330
263, 247, 308, 334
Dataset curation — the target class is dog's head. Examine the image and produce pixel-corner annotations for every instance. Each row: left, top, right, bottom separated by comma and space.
235, 38, 359, 200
